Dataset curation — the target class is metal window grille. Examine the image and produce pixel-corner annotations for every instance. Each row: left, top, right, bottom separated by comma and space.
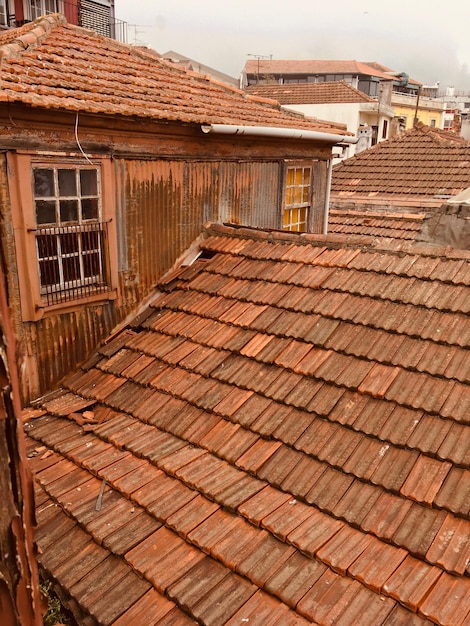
36, 222, 111, 306
32, 164, 111, 306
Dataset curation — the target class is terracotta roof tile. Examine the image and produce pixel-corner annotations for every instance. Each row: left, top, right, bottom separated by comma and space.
332, 124, 470, 200
26, 222, 469, 624
0, 17, 349, 137
245, 80, 375, 104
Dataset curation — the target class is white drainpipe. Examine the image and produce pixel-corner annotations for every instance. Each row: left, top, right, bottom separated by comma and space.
201, 123, 358, 144
202, 124, 357, 235
323, 158, 334, 235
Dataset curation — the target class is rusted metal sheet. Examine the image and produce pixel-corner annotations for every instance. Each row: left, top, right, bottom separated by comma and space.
114, 158, 283, 300
0, 257, 42, 625
3, 154, 306, 402
31, 303, 121, 395
218, 161, 281, 229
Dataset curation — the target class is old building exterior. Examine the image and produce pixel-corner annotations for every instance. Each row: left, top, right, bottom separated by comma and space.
242, 59, 445, 132
391, 91, 443, 131
0, 15, 353, 402
244, 81, 395, 158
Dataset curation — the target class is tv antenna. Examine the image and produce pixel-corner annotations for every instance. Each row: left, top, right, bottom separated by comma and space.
247, 53, 273, 83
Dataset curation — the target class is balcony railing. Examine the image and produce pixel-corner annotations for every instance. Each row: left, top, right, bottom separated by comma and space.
5, 0, 128, 42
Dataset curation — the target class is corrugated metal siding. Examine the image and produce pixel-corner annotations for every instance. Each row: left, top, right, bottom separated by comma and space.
218, 161, 281, 229
32, 303, 120, 394
115, 158, 282, 304
310, 160, 328, 233
10, 156, 286, 400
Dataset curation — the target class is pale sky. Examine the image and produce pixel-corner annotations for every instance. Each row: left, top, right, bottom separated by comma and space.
115, 0, 470, 90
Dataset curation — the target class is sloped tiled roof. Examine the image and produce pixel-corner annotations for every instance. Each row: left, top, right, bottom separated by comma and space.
243, 59, 396, 81
25, 222, 470, 625
161, 50, 239, 87
243, 59, 422, 87
0, 15, 346, 135
328, 209, 426, 240
244, 81, 374, 105
331, 124, 470, 199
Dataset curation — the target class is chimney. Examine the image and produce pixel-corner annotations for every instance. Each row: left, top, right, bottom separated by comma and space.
452, 111, 461, 134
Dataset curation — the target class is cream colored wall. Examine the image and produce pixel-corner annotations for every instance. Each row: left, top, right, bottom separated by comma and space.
392, 100, 443, 129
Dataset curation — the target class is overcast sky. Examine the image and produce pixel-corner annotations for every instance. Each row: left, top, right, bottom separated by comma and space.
115, 0, 470, 90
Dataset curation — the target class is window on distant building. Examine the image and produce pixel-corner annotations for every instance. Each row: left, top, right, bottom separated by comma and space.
282, 164, 312, 232
382, 119, 388, 139
23, 0, 62, 21
430, 118, 436, 127
8, 154, 118, 321
358, 79, 379, 97
0, 0, 9, 26
443, 119, 453, 130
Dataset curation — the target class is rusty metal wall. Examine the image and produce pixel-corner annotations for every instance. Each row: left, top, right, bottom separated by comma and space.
218, 161, 282, 229
8, 156, 284, 401
115, 158, 282, 303
32, 303, 121, 395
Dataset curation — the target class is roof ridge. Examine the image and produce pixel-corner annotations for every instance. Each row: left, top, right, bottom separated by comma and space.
0, 12, 67, 59
205, 222, 470, 259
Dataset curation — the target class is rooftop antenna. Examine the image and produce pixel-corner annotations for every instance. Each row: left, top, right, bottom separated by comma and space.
247, 53, 272, 84
128, 24, 151, 46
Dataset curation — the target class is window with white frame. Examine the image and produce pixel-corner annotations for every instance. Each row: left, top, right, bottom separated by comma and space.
32, 165, 111, 306
283, 164, 312, 232
23, 0, 62, 21
0, 0, 8, 26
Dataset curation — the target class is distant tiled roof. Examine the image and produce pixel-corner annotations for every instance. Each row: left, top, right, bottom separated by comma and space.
0, 16, 348, 135
245, 81, 374, 104
26, 221, 470, 625
243, 60, 421, 89
332, 124, 470, 199
329, 209, 426, 240
162, 50, 239, 87
244, 59, 393, 79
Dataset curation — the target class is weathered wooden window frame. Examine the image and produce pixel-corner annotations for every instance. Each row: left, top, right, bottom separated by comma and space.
7, 152, 118, 322
281, 161, 313, 232
23, 0, 63, 21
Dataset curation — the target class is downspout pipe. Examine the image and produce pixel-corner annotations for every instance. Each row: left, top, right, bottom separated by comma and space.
323, 157, 334, 235
201, 123, 358, 144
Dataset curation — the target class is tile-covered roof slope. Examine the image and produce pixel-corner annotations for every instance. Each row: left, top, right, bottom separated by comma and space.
243, 59, 395, 80
0, 15, 346, 134
331, 124, 470, 199
243, 59, 421, 87
25, 222, 470, 625
328, 209, 426, 240
244, 81, 374, 105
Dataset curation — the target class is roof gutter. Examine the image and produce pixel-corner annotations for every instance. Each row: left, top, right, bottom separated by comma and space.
201, 123, 358, 144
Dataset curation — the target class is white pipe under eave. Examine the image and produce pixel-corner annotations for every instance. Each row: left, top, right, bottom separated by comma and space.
201, 123, 358, 144
323, 158, 334, 235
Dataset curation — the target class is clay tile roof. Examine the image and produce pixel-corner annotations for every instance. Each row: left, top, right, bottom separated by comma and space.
0, 15, 347, 136
244, 81, 375, 104
331, 123, 470, 200
328, 209, 427, 241
25, 221, 470, 625
243, 59, 410, 82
